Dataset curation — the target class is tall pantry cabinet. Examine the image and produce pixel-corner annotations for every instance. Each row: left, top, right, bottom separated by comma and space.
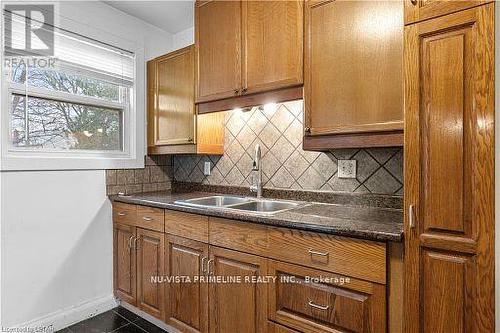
403, 1, 495, 332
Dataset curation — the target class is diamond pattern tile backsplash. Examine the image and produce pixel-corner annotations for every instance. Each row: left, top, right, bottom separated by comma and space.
174, 100, 403, 196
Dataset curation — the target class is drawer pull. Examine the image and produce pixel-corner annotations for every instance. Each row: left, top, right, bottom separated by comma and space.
308, 249, 329, 257
142, 216, 153, 221
308, 300, 330, 311
117, 212, 126, 216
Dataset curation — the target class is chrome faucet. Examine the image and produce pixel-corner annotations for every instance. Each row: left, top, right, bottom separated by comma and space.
250, 144, 263, 199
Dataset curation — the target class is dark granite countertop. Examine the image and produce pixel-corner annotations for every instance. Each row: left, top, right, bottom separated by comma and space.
110, 191, 404, 242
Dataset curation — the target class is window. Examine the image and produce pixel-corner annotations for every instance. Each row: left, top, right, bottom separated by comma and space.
1, 9, 144, 170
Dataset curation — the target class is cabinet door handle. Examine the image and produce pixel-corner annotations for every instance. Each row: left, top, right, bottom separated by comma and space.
117, 212, 126, 216
128, 235, 135, 251
234, 89, 239, 95
409, 204, 416, 229
242, 88, 247, 94
201, 257, 207, 274
142, 216, 153, 221
308, 300, 330, 311
207, 259, 214, 275
134, 236, 140, 250
308, 249, 329, 257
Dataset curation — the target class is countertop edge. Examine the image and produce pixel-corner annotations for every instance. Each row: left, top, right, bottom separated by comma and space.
110, 195, 404, 243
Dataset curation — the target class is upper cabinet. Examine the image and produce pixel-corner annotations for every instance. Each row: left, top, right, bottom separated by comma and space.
303, 0, 404, 150
196, 1, 242, 103
147, 45, 225, 155
150, 46, 195, 147
195, 0, 304, 107
242, 0, 303, 95
404, 0, 491, 24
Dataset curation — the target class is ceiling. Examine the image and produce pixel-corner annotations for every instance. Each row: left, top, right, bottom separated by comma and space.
104, 1, 194, 34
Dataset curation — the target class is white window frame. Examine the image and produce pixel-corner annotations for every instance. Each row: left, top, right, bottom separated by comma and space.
0, 11, 145, 171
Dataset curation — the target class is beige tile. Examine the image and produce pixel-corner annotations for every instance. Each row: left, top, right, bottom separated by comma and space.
106, 170, 117, 185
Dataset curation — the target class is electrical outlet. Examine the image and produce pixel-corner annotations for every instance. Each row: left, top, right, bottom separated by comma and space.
204, 161, 211, 176
337, 160, 357, 179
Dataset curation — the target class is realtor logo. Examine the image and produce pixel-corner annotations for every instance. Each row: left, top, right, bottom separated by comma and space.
4, 4, 54, 57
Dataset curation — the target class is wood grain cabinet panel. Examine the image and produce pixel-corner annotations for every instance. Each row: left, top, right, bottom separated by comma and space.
303, 0, 403, 149
196, 0, 242, 103
113, 224, 136, 305
151, 46, 195, 146
404, 4, 495, 332
404, 0, 492, 24
268, 260, 386, 333
136, 228, 165, 319
242, 0, 303, 94
137, 206, 165, 232
113, 202, 137, 226
209, 246, 267, 333
165, 235, 209, 333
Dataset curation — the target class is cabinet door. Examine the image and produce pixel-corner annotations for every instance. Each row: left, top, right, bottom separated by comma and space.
113, 224, 136, 305
209, 246, 267, 333
166, 235, 209, 333
196, 0, 242, 102
304, 0, 403, 137
154, 46, 195, 146
242, 0, 303, 95
136, 228, 165, 319
404, 5, 494, 332
404, 0, 490, 24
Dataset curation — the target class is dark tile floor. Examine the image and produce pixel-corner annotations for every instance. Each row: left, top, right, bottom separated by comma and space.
56, 307, 170, 333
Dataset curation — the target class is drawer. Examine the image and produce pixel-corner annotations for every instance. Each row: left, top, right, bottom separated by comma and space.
268, 260, 386, 333
113, 202, 137, 226
165, 210, 209, 242
209, 217, 269, 256
137, 205, 164, 232
268, 322, 300, 333
268, 227, 386, 284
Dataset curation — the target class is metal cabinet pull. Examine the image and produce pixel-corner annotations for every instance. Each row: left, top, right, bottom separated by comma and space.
242, 88, 248, 94
308, 249, 329, 257
409, 205, 416, 229
128, 235, 135, 251
117, 212, 126, 216
207, 259, 214, 275
134, 236, 140, 250
201, 257, 207, 274
142, 216, 153, 222
234, 89, 239, 95
308, 300, 330, 311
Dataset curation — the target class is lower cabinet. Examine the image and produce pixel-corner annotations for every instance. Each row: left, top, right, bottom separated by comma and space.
113, 223, 137, 305
136, 228, 165, 319
165, 235, 209, 333
114, 205, 391, 332
113, 223, 165, 320
209, 246, 268, 333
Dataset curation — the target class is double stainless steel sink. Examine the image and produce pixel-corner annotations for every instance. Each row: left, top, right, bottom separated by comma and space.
174, 195, 302, 215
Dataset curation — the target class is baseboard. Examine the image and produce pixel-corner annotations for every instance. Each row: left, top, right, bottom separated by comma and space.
13, 294, 118, 332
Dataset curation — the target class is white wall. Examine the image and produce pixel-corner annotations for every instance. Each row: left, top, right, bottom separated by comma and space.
173, 26, 194, 50
0, 1, 174, 330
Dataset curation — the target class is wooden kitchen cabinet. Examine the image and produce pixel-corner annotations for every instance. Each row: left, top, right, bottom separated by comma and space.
209, 246, 268, 333
268, 260, 386, 333
165, 235, 209, 333
404, 4, 494, 332
113, 223, 137, 305
149, 46, 195, 147
195, 0, 304, 109
303, 0, 403, 150
242, 0, 303, 95
195, 0, 242, 103
404, 0, 491, 24
147, 45, 225, 155
136, 228, 165, 320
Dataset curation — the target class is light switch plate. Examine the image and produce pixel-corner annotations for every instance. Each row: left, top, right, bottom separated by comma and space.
338, 160, 357, 179
204, 161, 211, 176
